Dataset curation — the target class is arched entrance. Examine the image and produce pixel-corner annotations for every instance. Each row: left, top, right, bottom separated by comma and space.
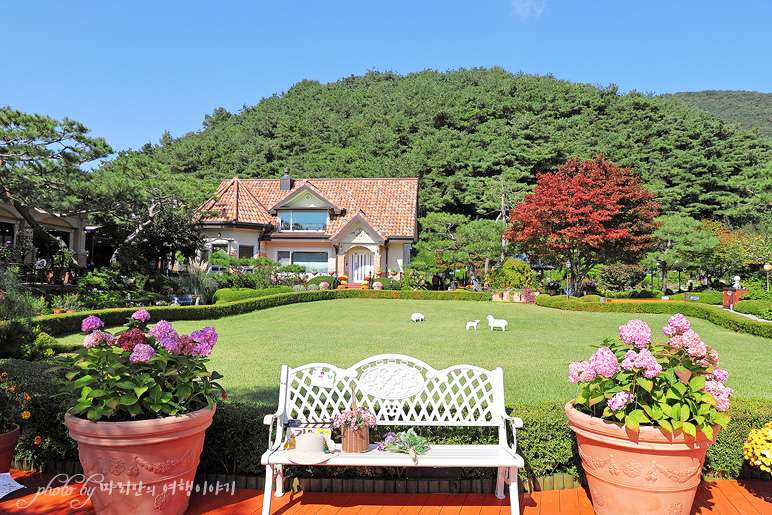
348, 249, 373, 282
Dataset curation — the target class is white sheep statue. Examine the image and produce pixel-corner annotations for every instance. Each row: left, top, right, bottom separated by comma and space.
411, 312, 425, 322
466, 320, 480, 331
486, 315, 508, 331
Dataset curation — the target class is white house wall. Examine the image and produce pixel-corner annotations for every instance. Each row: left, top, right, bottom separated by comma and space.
204, 228, 263, 258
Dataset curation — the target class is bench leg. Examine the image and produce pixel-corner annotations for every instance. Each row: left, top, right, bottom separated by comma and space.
495, 467, 506, 499
274, 464, 284, 497
262, 465, 274, 515
508, 467, 520, 515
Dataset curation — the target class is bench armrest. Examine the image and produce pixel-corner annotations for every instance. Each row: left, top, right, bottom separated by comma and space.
263, 411, 283, 449
503, 414, 524, 453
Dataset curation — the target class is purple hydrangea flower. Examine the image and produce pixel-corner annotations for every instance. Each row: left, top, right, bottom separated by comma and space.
149, 320, 178, 340
191, 326, 218, 347
81, 315, 105, 333
129, 343, 156, 363
192, 342, 212, 357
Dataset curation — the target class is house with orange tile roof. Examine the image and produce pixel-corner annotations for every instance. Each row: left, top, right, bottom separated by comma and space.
195, 169, 418, 281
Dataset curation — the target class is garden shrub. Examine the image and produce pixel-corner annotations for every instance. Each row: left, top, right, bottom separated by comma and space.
212, 287, 295, 304
688, 292, 724, 305
490, 259, 537, 289
596, 263, 647, 291
306, 275, 336, 287
579, 295, 601, 302
372, 277, 400, 290
734, 300, 772, 318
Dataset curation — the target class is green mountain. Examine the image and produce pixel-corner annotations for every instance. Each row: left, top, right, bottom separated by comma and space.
130, 68, 772, 227
666, 90, 772, 139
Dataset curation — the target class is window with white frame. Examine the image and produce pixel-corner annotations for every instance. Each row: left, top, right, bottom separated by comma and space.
276, 250, 328, 272
278, 211, 327, 232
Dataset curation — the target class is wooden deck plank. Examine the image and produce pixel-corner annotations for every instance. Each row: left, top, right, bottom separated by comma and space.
700, 481, 742, 515
733, 480, 772, 514
558, 488, 581, 515
431, 493, 465, 515
576, 487, 594, 515
395, 493, 431, 515
716, 480, 766, 515
536, 489, 560, 515
519, 492, 539, 515
4, 471, 770, 515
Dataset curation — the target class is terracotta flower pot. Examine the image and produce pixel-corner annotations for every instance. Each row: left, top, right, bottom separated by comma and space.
53, 309, 65, 314
0, 424, 20, 473
565, 402, 717, 515
65, 406, 215, 515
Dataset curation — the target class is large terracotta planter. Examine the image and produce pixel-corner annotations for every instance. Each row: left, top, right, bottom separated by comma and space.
0, 424, 20, 473
65, 406, 215, 515
565, 402, 717, 515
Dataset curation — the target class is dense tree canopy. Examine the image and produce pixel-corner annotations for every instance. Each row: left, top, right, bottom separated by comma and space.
505, 156, 659, 294
124, 68, 772, 231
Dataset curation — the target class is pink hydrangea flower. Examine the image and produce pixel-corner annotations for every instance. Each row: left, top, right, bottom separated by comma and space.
703, 380, 733, 412
589, 346, 621, 378
192, 342, 212, 357
149, 320, 178, 341
681, 330, 707, 357
131, 309, 151, 322
665, 313, 690, 335
83, 330, 115, 348
569, 360, 596, 383
81, 315, 104, 333
621, 348, 663, 378
619, 319, 651, 348
608, 390, 634, 411
129, 343, 156, 364
705, 368, 729, 382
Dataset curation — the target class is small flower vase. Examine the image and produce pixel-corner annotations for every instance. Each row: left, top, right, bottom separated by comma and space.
342, 425, 370, 453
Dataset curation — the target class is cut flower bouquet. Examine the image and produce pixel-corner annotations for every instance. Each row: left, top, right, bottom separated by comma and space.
333, 407, 376, 429
569, 313, 732, 439
55, 309, 224, 422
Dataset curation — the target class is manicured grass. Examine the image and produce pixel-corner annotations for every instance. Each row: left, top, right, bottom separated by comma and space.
56, 298, 771, 405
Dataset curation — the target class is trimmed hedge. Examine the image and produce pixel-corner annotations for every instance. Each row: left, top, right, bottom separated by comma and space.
212, 286, 294, 304
734, 300, 772, 318
537, 296, 772, 339
2, 358, 767, 481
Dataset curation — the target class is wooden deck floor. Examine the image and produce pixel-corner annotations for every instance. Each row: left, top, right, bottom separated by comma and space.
1, 471, 769, 514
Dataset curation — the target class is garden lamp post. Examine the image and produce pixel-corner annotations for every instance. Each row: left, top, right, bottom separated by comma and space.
765, 264, 772, 292
565, 259, 571, 300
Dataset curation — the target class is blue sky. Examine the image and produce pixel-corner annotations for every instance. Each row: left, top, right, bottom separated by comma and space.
4, 1, 771, 156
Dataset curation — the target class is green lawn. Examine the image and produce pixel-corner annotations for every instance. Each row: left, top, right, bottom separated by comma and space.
56, 299, 771, 405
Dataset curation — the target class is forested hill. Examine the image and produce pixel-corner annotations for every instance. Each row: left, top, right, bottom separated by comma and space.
134, 68, 772, 227
666, 90, 772, 140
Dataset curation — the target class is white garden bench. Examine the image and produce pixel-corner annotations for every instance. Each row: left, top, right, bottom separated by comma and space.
261, 354, 524, 515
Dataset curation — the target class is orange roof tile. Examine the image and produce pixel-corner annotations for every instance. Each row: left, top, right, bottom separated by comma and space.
198, 177, 418, 238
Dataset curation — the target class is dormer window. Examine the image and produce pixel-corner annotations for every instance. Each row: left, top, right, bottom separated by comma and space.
278, 211, 328, 232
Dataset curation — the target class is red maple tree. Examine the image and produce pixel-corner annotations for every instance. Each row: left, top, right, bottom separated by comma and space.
505, 155, 659, 294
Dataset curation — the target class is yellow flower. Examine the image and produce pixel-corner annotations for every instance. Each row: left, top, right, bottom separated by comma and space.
34, 436, 41, 445
21, 411, 30, 420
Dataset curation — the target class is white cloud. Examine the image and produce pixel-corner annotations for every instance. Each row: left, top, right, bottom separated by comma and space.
511, 0, 546, 18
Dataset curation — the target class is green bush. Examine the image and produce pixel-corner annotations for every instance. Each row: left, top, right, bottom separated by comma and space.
306, 275, 336, 287
212, 286, 294, 304
491, 259, 537, 290
734, 300, 772, 317
579, 295, 601, 303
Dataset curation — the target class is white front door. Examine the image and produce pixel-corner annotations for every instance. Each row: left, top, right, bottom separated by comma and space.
349, 251, 373, 282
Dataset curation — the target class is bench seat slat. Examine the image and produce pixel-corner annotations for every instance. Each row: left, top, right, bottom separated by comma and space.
262, 444, 524, 468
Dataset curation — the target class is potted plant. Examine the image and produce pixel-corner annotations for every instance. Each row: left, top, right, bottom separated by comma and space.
390, 268, 398, 277
62, 293, 82, 313
333, 402, 376, 453
53, 309, 224, 515
50, 295, 67, 314
0, 372, 34, 472
311, 268, 318, 276
339, 274, 348, 286
566, 314, 732, 515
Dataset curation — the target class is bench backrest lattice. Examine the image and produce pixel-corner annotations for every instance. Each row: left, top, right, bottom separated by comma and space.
280, 354, 506, 432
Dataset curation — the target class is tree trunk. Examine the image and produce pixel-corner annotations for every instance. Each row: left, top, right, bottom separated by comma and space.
660, 263, 669, 294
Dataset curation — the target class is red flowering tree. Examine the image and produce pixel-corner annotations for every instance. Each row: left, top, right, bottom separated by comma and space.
505, 155, 659, 294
